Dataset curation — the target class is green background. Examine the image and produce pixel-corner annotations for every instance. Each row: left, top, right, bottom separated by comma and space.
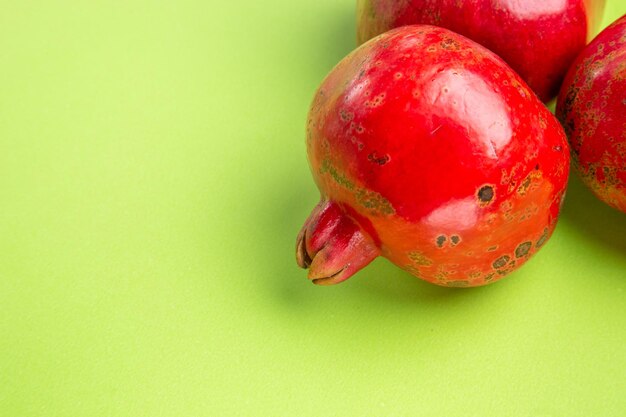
1, 1, 625, 416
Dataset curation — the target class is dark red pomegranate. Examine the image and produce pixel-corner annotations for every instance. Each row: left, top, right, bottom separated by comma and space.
557, 14, 626, 213
357, 0, 606, 102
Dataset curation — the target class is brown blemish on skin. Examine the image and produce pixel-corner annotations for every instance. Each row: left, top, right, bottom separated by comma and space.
487, 245, 498, 252
515, 242, 532, 258
517, 177, 532, 195
493, 255, 510, 269
436, 235, 447, 248
350, 122, 365, 134
408, 251, 433, 267
536, 228, 549, 248
440, 37, 460, 50
450, 235, 460, 246
495, 260, 517, 276
340, 109, 354, 122
367, 152, 390, 165
484, 273, 496, 282
503, 212, 515, 223
320, 159, 394, 215
477, 185, 495, 205
365, 93, 386, 108
482, 213, 498, 227
446, 280, 469, 288
355, 188, 395, 215
501, 163, 523, 191
500, 200, 513, 212
468, 270, 482, 279
434, 267, 450, 282
520, 212, 533, 222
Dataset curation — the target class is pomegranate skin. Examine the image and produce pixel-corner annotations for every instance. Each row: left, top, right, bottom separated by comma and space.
556, 15, 626, 214
296, 26, 570, 288
357, 0, 606, 102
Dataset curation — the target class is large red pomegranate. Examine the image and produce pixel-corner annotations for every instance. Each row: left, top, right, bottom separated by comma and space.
296, 25, 570, 287
357, 0, 606, 102
556, 14, 626, 213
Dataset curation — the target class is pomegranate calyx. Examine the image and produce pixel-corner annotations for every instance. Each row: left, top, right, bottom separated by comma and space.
296, 200, 380, 285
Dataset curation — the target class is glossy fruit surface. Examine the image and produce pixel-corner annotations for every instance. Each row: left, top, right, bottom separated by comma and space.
557, 14, 626, 213
296, 25, 570, 287
357, 0, 606, 102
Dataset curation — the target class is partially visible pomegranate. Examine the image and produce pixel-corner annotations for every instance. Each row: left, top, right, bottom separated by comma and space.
357, 0, 606, 102
296, 26, 570, 287
557, 14, 626, 213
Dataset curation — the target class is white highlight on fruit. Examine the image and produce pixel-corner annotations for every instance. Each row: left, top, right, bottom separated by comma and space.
424, 197, 478, 231
425, 69, 513, 159
501, 0, 568, 19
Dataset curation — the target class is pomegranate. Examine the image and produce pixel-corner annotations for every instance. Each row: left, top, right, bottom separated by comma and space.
296, 26, 570, 287
357, 0, 606, 102
556, 14, 626, 213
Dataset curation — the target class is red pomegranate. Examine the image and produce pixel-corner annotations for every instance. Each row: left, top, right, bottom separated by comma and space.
357, 0, 606, 102
557, 14, 626, 213
296, 26, 570, 287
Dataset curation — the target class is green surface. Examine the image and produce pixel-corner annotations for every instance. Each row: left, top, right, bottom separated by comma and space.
1, 1, 625, 416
